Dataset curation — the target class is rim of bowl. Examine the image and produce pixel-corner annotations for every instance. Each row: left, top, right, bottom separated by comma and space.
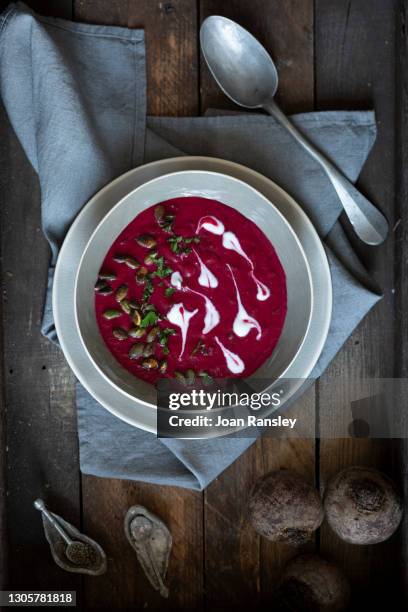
74, 169, 314, 408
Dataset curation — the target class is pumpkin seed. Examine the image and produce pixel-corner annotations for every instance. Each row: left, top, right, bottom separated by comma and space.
154, 205, 165, 224
142, 357, 158, 370
124, 256, 139, 269
103, 309, 122, 320
174, 371, 186, 384
129, 299, 139, 310
120, 299, 132, 315
95, 280, 110, 293
129, 343, 144, 359
146, 326, 159, 343
159, 359, 168, 374
113, 327, 128, 341
185, 369, 196, 385
135, 267, 149, 284
115, 285, 128, 302
113, 254, 126, 263
128, 326, 145, 339
144, 251, 158, 265
136, 234, 157, 249
132, 310, 142, 326
98, 285, 113, 295
143, 343, 155, 357
98, 271, 116, 281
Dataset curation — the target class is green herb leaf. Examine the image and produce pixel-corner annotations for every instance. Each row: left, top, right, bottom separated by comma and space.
140, 310, 159, 328
162, 346, 170, 355
165, 286, 175, 297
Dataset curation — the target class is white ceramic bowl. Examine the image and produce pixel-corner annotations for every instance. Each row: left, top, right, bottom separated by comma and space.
74, 170, 313, 407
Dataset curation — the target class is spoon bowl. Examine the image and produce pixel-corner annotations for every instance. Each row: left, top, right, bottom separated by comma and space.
200, 15, 278, 108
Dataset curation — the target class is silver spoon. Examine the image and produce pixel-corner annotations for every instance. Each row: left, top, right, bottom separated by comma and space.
200, 16, 388, 246
131, 515, 169, 598
34, 498, 96, 567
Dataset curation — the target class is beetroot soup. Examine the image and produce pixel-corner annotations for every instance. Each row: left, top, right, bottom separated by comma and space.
94, 197, 287, 384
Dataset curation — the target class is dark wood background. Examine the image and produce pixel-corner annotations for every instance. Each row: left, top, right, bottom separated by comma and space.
0, 0, 407, 609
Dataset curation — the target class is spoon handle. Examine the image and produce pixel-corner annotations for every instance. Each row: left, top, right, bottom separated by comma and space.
263, 100, 388, 245
34, 499, 73, 546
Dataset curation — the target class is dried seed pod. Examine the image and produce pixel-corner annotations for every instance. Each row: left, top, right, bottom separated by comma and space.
98, 271, 116, 281
129, 327, 145, 339
113, 254, 126, 263
129, 343, 144, 360
143, 343, 155, 357
248, 470, 324, 545
154, 205, 165, 224
124, 256, 139, 269
115, 285, 128, 302
146, 327, 160, 343
120, 300, 133, 315
142, 358, 158, 370
272, 554, 350, 612
324, 466, 403, 545
112, 328, 128, 341
103, 309, 122, 320
159, 360, 168, 374
136, 234, 157, 249
132, 310, 142, 327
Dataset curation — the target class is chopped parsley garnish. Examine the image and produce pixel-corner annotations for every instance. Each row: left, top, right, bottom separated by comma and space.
142, 278, 154, 303
165, 286, 175, 297
199, 371, 214, 386
140, 310, 159, 328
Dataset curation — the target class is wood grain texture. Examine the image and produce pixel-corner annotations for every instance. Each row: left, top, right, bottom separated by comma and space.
0, 107, 82, 595
315, 0, 402, 608
395, 0, 408, 599
199, 0, 314, 114
74, 1, 204, 610
199, 2, 316, 607
75, 0, 198, 116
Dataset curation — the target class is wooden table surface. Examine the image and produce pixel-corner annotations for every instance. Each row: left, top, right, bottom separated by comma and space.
0, 0, 407, 610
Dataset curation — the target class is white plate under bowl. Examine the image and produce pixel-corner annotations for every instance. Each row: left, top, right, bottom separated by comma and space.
53, 157, 332, 433
75, 170, 313, 407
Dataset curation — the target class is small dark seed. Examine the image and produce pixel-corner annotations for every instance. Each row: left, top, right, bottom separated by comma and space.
120, 299, 132, 315
115, 285, 128, 302
143, 343, 155, 357
103, 309, 122, 320
113, 254, 126, 263
159, 359, 168, 374
129, 343, 144, 359
125, 256, 139, 269
136, 234, 157, 249
146, 326, 160, 342
128, 327, 145, 339
113, 327, 128, 340
98, 271, 116, 281
142, 358, 158, 370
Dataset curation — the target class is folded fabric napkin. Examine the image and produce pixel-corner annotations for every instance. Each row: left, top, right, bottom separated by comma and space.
0, 3, 381, 490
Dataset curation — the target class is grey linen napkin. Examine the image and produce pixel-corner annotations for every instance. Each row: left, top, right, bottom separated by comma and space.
0, 3, 381, 490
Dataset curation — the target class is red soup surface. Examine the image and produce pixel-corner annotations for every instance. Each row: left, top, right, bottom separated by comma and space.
95, 197, 287, 384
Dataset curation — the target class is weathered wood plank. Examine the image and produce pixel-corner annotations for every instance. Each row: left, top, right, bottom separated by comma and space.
199, 2, 316, 608
74, 1, 203, 609
315, 0, 401, 607
0, 106, 82, 593
75, 0, 198, 116
395, 0, 408, 599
